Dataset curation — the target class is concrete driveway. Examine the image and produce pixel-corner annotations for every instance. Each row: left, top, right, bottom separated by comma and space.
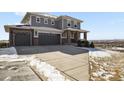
16, 45, 89, 81
0, 60, 40, 81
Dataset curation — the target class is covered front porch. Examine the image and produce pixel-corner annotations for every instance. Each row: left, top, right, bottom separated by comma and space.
61, 28, 89, 44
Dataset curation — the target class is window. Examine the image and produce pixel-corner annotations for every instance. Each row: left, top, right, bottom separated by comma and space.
34, 31, 38, 37
67, 19, 71, 27
44, 18, 48, 24
51, 19, 55, 25
74, 21, 78, 28
36, 17, 41, 23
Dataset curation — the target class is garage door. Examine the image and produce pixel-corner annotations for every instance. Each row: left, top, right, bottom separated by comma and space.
38, 33, 60, 45
15, 32, 30, 46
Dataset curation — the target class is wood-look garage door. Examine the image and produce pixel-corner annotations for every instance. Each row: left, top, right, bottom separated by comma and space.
15, 32, 30, 46
38, 33, 60, 45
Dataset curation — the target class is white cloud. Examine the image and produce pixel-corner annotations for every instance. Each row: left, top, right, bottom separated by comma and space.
14, 12, 26, 16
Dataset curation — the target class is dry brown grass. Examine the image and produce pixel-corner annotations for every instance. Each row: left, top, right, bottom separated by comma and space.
90, 51, 124, 81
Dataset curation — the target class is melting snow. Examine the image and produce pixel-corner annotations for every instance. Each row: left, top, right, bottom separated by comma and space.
112, 47, 124, 50
30, 58, 69, 81
0, 47, 69, 81
0, 47, 17, 55
81, 47, 112, 58
0, 47, 19, 61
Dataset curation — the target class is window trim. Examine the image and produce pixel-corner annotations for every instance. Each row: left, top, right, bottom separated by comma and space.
44, 18, 48, 24
51, 19, 55, 25
36, 16, 41, 23
67, 19, 71, 27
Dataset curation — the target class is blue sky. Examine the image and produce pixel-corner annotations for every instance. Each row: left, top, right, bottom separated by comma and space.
0, 12, 124, 40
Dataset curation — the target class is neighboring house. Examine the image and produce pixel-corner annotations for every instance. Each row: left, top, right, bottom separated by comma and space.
4, 12, 89, 46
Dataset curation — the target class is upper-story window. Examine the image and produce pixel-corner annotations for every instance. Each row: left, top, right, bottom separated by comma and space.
67, 19, 71, 27
51, 19, 55, 25
74, 21, 78, 28
44, 18, 48, 24
36, 16, 41, 23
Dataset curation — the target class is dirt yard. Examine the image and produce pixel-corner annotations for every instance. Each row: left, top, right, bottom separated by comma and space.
89, 49, 124, 81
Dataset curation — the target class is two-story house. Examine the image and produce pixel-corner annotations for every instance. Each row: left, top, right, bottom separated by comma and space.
4, 12, 89, 46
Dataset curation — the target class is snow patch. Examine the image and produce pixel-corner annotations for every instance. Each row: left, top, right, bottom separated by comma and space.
0, 54, 18, 59
112, 47, 124, 50
30, 58, 69, 81
89, 51, 111, 58
0, 47, 17, 55
0, 47, 69, 81
81, 47, 112, 58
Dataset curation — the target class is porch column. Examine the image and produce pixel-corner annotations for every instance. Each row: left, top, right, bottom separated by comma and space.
30, 31, 32, 46
76, 32, 80, 41
84, 32, 87, 40
12, 32, 15, 46
67, 30, 71, 44
60, 34, 62, 45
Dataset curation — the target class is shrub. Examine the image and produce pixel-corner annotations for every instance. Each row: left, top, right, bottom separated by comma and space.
0, 43, 8, 48
77, 40, 82, 47
84, 40, 90, 47
77, 40, 90, 47
90, 41, 95, 48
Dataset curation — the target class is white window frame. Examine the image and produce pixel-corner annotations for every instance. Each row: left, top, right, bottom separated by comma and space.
67, 19, 71, 27
51, 19, 55, 25
36, 16, 41, 23
74, 21, 78, 28
44, 18, 48, 24
34, 30, 38, 37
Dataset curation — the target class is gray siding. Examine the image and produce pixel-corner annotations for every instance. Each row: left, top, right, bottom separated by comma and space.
55, 19, 62, 29
63, 19, 80, 29
30, 15, 81, 30
31, 16, 57, 28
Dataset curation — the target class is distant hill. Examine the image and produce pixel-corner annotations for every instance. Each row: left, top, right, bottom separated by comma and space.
90, 39, 124, 48
0, 40, 9, 43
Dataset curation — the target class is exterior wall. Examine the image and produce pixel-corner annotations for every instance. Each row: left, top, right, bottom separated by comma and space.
30, 15, 81, 30
31, 16, 57, 28
55, 19, 62, 29
63, 19, 80, 29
